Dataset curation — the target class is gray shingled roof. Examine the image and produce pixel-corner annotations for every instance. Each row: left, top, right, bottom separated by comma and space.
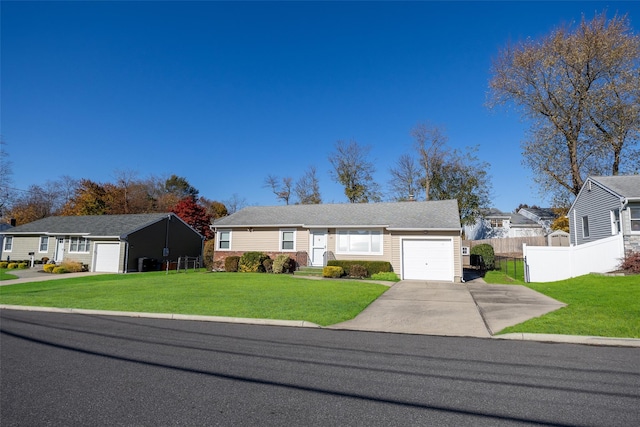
2, 213, 173, 237
591, 175, 640, 199
213, 200, 461, 230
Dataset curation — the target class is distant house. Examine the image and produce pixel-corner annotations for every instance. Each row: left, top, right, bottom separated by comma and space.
211, 200, 464, 282
464, 208, 546, 240
568, 175, 640, 253
0, 213, 204, 273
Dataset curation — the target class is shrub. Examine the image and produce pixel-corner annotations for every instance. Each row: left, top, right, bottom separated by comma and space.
262, 258, 274, 273
272, 254, 293, 274
224, 256, 240, 272
619, 251, 640, 274
52, 266, 69, 274
349, 264, 368, 278
238, 252, 270, 273
17, 263, 28, 269
0, 262, 8, 269
43, 264, 57, 273
60, 260, 83, 273
471, 244, 495, 270
203, 240, 216, 270
326, 260, 392, 276
7, 263, 17, 269
370, 271, 400, 282
322, 266, 344, 278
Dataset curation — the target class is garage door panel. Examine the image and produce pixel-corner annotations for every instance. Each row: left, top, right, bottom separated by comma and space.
94, 243, 120, 273
402, 239, 453, 281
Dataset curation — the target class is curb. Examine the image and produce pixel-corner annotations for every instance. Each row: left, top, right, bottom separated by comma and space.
494, 333, 640, 348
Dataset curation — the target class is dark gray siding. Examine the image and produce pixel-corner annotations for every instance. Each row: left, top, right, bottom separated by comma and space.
569, 181, 621, 245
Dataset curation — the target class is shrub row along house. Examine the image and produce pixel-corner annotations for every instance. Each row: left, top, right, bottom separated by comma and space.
211, 200, 464, 282
0, 213, 204, 273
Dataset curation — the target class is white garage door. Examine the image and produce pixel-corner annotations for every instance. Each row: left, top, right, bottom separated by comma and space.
94, 243, 120, 273
402, 239, 454, 281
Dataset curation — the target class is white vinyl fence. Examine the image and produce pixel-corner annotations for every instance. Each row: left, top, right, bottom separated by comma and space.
523, 234, 625, 282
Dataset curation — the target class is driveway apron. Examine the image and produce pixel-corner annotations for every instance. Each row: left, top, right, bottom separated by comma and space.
330, 280, 566, 338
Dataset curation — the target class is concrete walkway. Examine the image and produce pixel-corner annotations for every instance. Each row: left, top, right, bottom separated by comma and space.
1, 267, 107, 285
329, 280, 566, 338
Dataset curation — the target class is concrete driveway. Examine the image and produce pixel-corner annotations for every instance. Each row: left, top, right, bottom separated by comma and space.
329, 280, 566, 337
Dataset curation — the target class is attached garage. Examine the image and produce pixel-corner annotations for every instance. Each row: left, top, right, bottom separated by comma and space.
402, 238, 454, 282
93, 243, 121, 273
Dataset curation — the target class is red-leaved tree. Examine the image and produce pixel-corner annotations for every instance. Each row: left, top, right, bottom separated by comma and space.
171, 197, 213, 239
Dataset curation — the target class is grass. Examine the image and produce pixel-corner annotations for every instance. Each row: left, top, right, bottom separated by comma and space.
0, 271, 388, 326
498, 274, 640, 338
483, 270, 525, 285
0, 269, 19, 281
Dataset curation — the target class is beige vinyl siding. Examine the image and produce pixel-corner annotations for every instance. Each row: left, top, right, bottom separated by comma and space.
3, 235, 55, 261
228, 228, 308, 252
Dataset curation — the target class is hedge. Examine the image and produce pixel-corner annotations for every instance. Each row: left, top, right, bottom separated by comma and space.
326, 260, 392, 277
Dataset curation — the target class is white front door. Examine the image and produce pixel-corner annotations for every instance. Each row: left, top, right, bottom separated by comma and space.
309, 230, 327, 267
54, 238, 65, 263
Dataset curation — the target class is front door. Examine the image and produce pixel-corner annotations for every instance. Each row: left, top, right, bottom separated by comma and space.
54, 237, 65, 263
309, 230, 327, 267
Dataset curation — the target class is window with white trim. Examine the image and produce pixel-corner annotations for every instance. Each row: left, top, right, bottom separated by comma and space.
336, 230, 382, 255
611, 209, 621, 235
3, 236, 12, 252
280, 229, 296, 251
218, 230, 231, 250
631, 207, 640, 233
69, 237, 90, 253
582, 216, 590, 238
39, 236, 49, 252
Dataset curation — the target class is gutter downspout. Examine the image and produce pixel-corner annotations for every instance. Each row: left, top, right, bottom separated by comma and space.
123, 236, 129, 274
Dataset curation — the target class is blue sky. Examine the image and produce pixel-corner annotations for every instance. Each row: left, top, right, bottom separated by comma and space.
2, 1, 639, 212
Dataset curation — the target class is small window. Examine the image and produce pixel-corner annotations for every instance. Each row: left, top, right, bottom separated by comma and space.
280, 229, 296, 251
631, 207, 640, 233
218, 230, 231, 250
490, 218, 503, 228
582, 216, 590, 238
3, 236, 12, 252
611, 209, 621, 235
461, 246, 470, 256
69, 237, 90, 253
39, 236, 49, 252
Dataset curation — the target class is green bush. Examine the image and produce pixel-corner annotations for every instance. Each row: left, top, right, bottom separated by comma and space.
0, 262, 8, 269
224, 256, 240, 272
238, 252, 270, 273
471, 243, 495, 270
272, 254, 292, 274
17, 263, 28, 269
203, 240, 216, 270
322, 266, 344, 278
370, 272, 400, 282
43, 264, 57, 273
7, 263, 17, 269
262, 258, 273, 273
327, 260, 392, 276
349, 264, 368, 278
52, 266, 69, 274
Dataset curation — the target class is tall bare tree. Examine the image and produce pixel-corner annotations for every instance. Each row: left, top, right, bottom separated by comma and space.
388, 154, 421, 201
411, 122, 448, 201
328, 140, 381, 203
294, 166, 322, 204
264, 174, 293, 205
489, 12, 640, 202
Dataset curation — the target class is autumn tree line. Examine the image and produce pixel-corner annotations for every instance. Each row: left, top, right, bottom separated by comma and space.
1, 11, 638, 234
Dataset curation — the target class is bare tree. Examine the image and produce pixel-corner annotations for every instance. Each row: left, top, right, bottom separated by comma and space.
294, 166, 322, 204
388, 154, 421, 201
328, 140, 381, 203
411, 122, 448, 200
264, 174, 293, 205
224, 193, 247, 215
489, 12, 640, 201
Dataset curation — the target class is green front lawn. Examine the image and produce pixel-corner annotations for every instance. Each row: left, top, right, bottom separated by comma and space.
0, 269, 18, 281
498, 274, 640, 338
0, 271, 388, 326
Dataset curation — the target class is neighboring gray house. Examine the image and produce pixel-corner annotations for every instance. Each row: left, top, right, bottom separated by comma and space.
0, 213, 204, 273
569, 175, 640, 253
464, 208, 546, 240
211, 200, 464, 282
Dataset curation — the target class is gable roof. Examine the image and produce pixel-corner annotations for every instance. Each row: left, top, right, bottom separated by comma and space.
590, 175, 640, 200
213, 200, 461, 230
1, 213, 178, 238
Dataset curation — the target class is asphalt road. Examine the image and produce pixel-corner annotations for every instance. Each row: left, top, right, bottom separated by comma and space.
1, 310, 638, 426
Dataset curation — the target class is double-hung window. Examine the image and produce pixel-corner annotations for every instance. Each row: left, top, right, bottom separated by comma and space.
218, 230, 231, 250
69, 237, 90, 253
39, 236, 49, 252
582, 216, 590, 238
280, 229, 296, 251
631, 207, 640, 233
3, 236, 12, 252
336, 230, 382, 255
